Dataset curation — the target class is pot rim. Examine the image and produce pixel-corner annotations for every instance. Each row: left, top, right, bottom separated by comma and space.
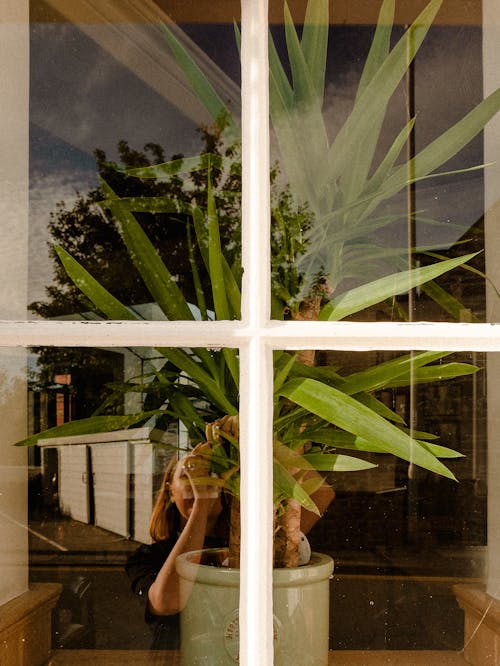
176, 548, 334, 588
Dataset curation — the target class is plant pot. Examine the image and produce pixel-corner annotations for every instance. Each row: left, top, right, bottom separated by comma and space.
176, 548, 334, 665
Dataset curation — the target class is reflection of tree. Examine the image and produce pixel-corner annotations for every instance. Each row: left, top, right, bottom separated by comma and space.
30, 126, 241, 319
29, 123, 239, 421
29, 118, 310, 424
29, 129, 228, 418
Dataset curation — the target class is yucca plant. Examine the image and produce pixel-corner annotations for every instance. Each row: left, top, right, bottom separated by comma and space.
160, 0, 500, 317
20, 0, 500, 568
23, 164, 478, 567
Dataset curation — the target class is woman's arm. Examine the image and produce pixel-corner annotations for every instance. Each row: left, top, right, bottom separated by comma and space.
147, 446, 222, 616
300, 476, 335, 535
146, 498, 214, 615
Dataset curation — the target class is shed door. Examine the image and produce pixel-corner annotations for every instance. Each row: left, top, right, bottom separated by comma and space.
58, 444, 91, 524
91, 442, 129, 537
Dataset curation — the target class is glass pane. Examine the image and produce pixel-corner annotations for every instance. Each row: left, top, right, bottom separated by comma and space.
273, 347, 487, 656
268, 1, 500, 325
2, 342, 492, 659
9, 344, 241, 659
29, 0, 241, 322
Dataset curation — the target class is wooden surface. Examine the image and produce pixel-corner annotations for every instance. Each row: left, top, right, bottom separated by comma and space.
48, 652, 181, 665
0, 583, 62, 666
0, 583, 62, 631
454, 584, 500, 665
329, 651, 468, 664
48, 650, 468, 665
31, 0, 483, 25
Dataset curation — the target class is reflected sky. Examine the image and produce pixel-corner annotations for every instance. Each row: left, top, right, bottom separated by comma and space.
324, 24, 484, 241
29, 10, 484, 307
29, 17, 239, 305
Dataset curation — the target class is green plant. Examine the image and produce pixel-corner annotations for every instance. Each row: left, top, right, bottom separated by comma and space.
20, 0, 500, 567
161, 0, 500, 317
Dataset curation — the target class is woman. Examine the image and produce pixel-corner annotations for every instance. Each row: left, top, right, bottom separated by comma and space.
125, 441, 334, 649
125, 442, 225, 649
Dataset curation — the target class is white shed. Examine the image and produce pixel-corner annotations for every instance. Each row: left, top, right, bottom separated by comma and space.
38, 427, 177, 543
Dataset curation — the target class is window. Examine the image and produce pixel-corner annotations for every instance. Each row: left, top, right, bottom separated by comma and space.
1, 1, 500, 664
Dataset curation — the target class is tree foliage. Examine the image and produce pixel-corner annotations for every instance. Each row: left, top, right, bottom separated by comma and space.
30, 125, 242, 319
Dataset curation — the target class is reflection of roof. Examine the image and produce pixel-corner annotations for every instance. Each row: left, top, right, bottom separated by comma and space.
51, 301, 207, 322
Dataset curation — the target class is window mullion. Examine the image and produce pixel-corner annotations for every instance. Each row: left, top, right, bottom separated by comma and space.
2, 320, 500, 352
239, 341, 274, 665
240, 0, 273, 664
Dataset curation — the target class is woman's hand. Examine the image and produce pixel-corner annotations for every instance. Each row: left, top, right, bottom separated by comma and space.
170, 443, 222, 520
185, 442, 219, 496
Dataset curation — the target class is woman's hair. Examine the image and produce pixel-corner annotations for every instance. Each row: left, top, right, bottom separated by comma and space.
149, 446, 231, 542
149, 453, 181, 542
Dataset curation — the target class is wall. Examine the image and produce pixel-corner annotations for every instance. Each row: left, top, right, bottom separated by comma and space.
0, 0, 29, 605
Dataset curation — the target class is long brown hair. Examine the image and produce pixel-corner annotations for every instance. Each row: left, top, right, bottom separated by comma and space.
149, 446, 231, 543
149, 453, 181, 542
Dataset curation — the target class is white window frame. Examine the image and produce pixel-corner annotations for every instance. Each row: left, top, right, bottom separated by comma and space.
2, 0, 500, 664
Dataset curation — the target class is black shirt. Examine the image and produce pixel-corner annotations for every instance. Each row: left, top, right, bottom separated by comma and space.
125, 536, 225, 650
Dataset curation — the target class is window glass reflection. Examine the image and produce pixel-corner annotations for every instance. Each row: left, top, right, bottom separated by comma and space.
24, 343, 240, 655
29, 0, 241, 321
22, 344, 487, 655
268, 1, 494, 324
273, 347, 486, 651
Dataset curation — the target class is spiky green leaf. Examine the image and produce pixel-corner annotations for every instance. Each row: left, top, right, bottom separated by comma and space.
279, 378, 457, 479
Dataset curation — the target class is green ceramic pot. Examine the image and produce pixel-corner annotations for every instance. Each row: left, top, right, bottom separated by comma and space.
176, 548, 334, 665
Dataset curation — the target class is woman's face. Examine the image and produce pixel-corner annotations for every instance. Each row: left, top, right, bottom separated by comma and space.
168, 449, 223, 524
169, 458, 195, 519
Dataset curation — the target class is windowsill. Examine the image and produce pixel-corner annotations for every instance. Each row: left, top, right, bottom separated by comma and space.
48, 650, 468, 665
0, 583, 62, 666
454, 583, 500, 665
